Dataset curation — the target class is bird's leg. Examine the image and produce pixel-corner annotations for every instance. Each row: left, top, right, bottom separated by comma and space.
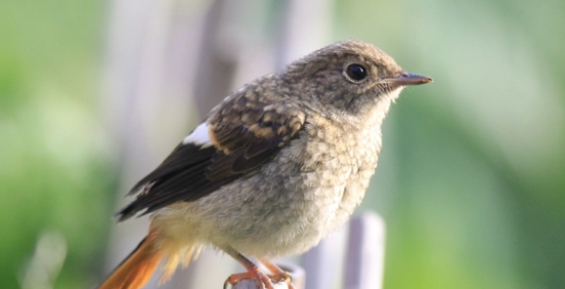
220, 246, 275, 289
258, 259, 295, 289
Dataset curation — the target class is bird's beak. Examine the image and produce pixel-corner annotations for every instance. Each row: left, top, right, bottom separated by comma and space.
383, 72, 432, 86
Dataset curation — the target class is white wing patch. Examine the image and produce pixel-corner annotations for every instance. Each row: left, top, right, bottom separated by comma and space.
183, 122, 212, 146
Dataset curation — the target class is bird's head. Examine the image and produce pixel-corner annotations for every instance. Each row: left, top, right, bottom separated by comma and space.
281, 40, 432, 120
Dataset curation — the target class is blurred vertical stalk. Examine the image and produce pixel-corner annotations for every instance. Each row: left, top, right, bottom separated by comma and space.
19, 230, 67, 289
101, 0, 210, 287
274, 0, 334, 69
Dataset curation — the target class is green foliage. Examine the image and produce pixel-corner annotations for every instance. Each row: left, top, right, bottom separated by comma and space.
0, 0, 115, 288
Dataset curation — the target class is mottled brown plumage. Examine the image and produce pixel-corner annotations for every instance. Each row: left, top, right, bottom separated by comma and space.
100, 39, 431, 289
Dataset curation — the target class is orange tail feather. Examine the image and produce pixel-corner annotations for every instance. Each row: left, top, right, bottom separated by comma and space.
98, 235, 162, 289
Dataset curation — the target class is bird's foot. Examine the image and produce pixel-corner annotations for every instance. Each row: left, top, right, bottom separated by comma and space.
224, 266, 273, 289
258, 258, 294, 289
223, 268, 294, 289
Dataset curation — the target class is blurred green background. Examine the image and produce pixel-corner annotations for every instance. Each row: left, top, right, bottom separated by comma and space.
1, 0, 564, 289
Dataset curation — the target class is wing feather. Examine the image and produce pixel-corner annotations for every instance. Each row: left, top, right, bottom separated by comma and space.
115, 95, 306, 221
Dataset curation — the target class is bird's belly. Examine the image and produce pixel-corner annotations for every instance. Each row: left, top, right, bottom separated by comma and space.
210, 175, 353, 258
211, 154, 368, 257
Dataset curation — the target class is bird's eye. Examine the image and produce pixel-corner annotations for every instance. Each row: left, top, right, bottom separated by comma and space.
344, 64, 367, 82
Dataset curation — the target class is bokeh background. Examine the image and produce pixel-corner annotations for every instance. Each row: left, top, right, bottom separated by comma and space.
1, 0, 564, 289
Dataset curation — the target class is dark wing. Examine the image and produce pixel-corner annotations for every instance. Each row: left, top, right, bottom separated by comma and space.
115, 99, 305, 221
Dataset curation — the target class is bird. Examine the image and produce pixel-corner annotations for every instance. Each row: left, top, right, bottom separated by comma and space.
97, 39, 432, 289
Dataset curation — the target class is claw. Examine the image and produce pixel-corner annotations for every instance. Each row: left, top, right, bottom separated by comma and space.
217, 246, 294, 289
224, 266, 274, 289
268, 272, 294, 289
258, 259, 295, 289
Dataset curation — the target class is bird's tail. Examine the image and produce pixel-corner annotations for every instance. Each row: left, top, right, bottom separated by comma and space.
97, 234, 162, 289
